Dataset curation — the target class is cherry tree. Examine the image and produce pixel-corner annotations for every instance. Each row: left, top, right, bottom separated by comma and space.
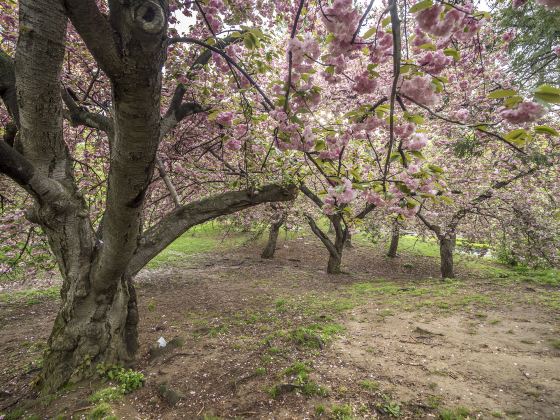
0, 0, 297, 391
1, 0, 559, 392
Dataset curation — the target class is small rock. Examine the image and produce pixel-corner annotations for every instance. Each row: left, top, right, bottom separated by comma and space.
157, 382, 184, 406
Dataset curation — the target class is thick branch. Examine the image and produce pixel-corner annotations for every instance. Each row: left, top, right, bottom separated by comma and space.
356, 203, 376, 220
299, 183, 324, 208
0, 141, 70, 208
0, 48, 19, 127
61, 87, 113, 133
128, 184, 297, 275
155, 157, 181, 207
416, 211, 441, 237
304, 213, 339, 258
63, 0, 123, 78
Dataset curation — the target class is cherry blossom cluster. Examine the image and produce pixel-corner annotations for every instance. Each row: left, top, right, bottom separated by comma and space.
500, 101, 545, 124
323, 178, 357, 215
399, 75, 440, 106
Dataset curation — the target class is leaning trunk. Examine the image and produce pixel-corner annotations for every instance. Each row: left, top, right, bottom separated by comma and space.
261, 218, 283, 259
439, 233, 456, 279
387, 223, 400, 258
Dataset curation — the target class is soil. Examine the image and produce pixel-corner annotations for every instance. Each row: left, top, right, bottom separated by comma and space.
0, 235, 559, 419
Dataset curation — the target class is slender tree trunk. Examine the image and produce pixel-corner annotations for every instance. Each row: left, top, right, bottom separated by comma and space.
344, 232, 353, 249
387, 222, 400, 258
261, 217, 284, 259
328, 216, 346, 274
439, 233, 456, 279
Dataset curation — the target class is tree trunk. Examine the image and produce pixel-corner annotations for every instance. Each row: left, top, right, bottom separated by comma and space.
328, 215, 346, 274
439, 233, 456, 279
344, 232, 353, 249
41, 274, 138, 392
261, 218, 283, 259
387, 222, 400, 258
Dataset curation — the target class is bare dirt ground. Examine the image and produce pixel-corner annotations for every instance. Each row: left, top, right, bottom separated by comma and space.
0, 235, 559, 419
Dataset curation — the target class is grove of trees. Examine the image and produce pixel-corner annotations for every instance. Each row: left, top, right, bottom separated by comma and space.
0, 0, 558, 394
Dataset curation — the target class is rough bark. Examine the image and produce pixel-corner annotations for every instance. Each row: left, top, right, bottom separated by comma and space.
261, 213, 285, 259
344, 232, 353, 249
387, 222, 400, 258
439, 233, 456, 279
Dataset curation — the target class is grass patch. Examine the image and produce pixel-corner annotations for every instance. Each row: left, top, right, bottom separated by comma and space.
88, 386, 124, 403
439, 406, 471, 420
331, 403, 353, 419
88, 402, 116, 420
290, 323, 344, 348
0, 286, 60, 305
358, 379, 380, 391
267, 361, 329, 398
147, 223, 245, 268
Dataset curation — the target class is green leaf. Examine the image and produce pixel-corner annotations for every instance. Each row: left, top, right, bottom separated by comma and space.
409, 0, 434, 13
443, 48, 460, 61
404, 113, 424, 124
382, 16, 392, 27
363, 27, 377, 39
534, 125, 559, 136
427, 164, 443, 173
419, 43, 437, 51
534, 84, 560, 104
503, 95, 523, 108
410, 150, 425, 160
488, 89, 517, 99
504, 128, 527, 141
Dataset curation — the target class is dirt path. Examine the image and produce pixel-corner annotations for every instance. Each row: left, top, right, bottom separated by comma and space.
0, 237, 559, 419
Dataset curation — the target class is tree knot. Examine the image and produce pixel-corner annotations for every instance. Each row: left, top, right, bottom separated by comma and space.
133, 1, 165, 34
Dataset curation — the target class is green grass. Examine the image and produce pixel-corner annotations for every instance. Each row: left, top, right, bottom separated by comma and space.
439, 406, 471, 420
358, 379, 380, 391
397, 235, 440, 258
290, 323, 345, 348
0, 286, 60, 305
88, 386, 125, 404
147, 223, 246, 268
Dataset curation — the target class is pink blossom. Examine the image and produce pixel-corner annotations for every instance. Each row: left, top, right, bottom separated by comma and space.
502, 29, 516, 43
453, 108, 469, 122
400, 76, 439, 106
353, 71, 377, 94
215, 111, 234, 127
419, 50, 453, 74
395, 123, 415, 139
225, 139, 242, 151
405, 133, 429, 151
500, 101, 545, 124
363, 191, 385, 207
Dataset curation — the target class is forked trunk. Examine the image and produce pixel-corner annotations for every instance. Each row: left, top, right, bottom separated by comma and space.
387, 223, 400, 258
439, 233, 456, 279
261, 219, 283, 259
